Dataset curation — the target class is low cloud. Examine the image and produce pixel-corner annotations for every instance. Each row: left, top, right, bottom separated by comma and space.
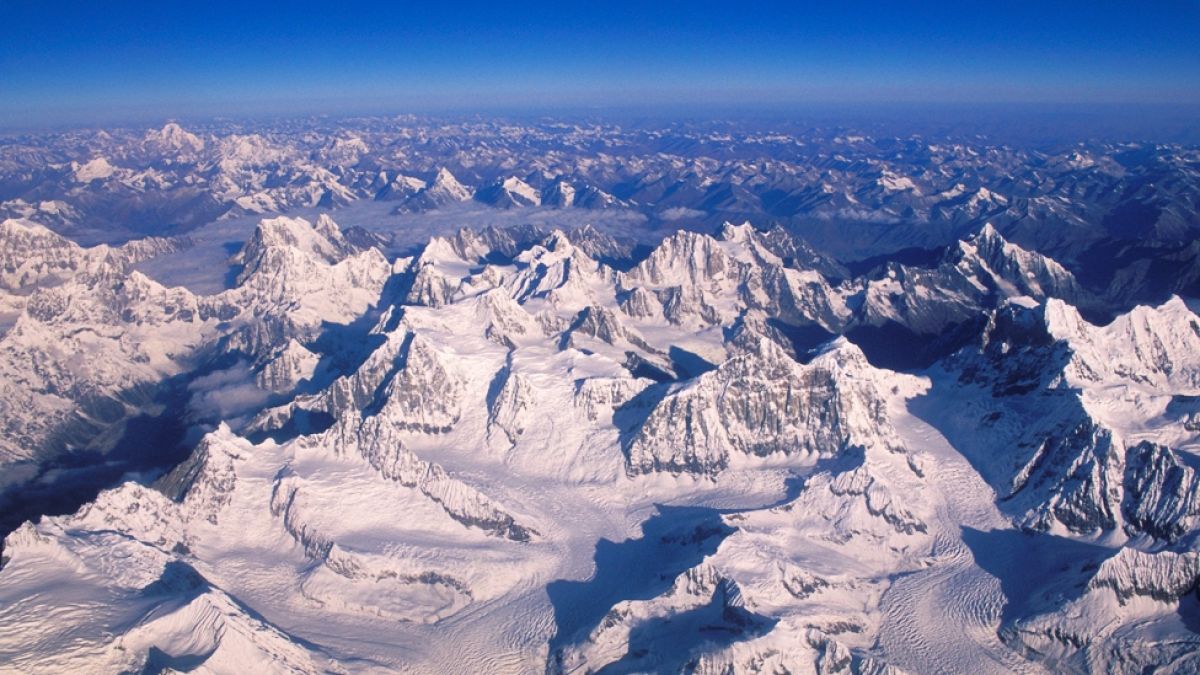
187, 360, 272, 422
815, 208, 904, 225
659, 207, 706, 221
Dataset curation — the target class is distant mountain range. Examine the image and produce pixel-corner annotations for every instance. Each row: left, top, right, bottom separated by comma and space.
3, 119, 1198, 268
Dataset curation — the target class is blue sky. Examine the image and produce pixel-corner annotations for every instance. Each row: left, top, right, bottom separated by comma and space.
2, 1, 1199, 127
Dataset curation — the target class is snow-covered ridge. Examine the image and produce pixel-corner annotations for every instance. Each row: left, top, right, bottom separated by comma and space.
627, 336, 916, 475
0, 213, 387, 467
938, 296, 1200, 540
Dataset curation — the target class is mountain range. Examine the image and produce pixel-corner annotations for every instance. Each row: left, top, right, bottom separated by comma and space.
0, 198, 1197, 672
0, 117, 1198, 674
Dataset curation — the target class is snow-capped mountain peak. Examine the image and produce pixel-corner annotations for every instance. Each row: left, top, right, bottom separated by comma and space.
73, 157, 116, 183
430, 167, 472, 201
144, 122, 205, 153
476, 175, 543, 208
501, 176, 540, 205
1046, 295, 1200, 390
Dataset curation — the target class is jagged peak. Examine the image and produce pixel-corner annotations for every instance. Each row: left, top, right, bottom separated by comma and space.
627, 319, 913, 477
475, 175, 541, 208
952, 221, 1080, 300
473, 288, 542, 345
1042, 295, 1197, 343
1042, 297, 1089, 339
145, 121, 205, 152
389, 173, 427, 191
657, 228, 714, 249
238, 215, 352, 268
74, 156, 117, 182
429, 167, 471, 195
439, 227, 503, 263
501, 175, 534, 192
954, 222, 1007, 260
514, 229, 584, 268
564, 223, 636, 262
0, 218, 98, 291
570, 223, 604, 239
1098, 295, 1200, 353
1126, 294, 1194, 321
726, 323, 795, 362
975, 221, 1002, 241
807, 336, 874, 371
717, 221, 787, 268
964, 222, 1061, 272
419, 234, 468, 265
717, 220, 756, 243
312, 213, 342, 240
625, 229, 733, 288
229, 215, 389, 309
542, 228, 573, 252
807, 335, 926, 399
1041, 295, 1200, 389
969, 186, 1006, 205
810, 334, 857, 357
153, 420, 240, 504
754, 224, 848, 278
397, 167, 473, 206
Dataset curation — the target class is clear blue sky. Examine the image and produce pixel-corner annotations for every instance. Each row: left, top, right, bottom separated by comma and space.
2, 1, 1199, 128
